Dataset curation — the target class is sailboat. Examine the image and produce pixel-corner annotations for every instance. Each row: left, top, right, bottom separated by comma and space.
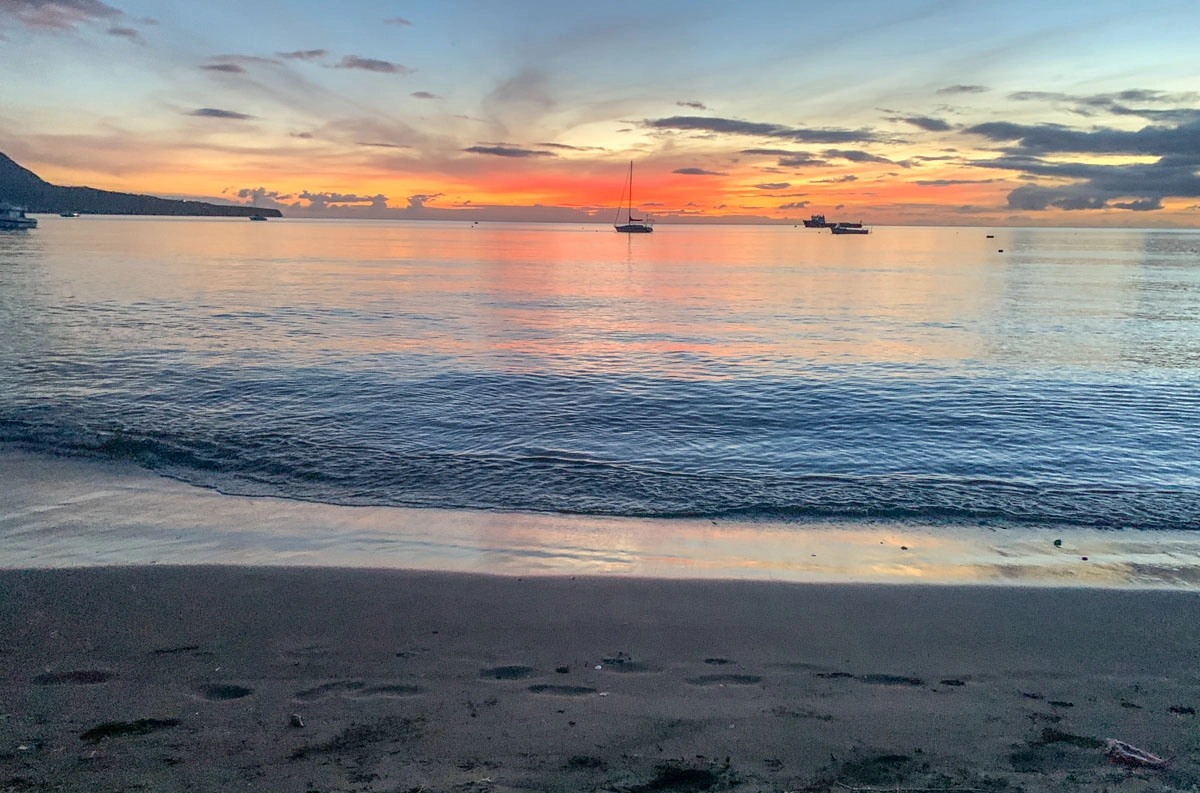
613, 161, 653, 233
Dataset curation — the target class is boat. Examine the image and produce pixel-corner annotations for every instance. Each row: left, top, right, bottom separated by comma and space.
834, 220, 863, 229
830, 223, 869, 235
248, 214, 268, 221
0, 204, 37, 230
60, 211, 80, 218
802, 214, 830, 228
613, 161, 653, 233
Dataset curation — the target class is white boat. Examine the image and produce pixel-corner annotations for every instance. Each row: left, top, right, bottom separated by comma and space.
830, 223, 869, 235
613, 161, 653, 233
1, 204, 37, 230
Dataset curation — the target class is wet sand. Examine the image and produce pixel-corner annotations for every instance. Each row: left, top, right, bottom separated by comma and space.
2, 565, 1198, 792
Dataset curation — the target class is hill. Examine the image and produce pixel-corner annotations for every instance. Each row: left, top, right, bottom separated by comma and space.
0, 153, 282, 217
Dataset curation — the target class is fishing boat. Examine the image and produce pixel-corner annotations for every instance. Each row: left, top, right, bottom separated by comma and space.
802, 214, 831, 228
248, 215, 269, 221
60, 211, 80, 218
613, 161, 653, 233
830, 223, 869, 235
0, 204, 37, 230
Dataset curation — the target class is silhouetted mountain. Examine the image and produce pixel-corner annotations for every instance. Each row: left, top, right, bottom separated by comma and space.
0, 153, 281, 217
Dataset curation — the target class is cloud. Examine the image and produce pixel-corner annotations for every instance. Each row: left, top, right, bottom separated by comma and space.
1006, 89, 1200, 123
357, 141, 411, 149
823, 149, 897, 165
779, 156, 828, 167
1113, 198, 1163, 211
755, 182, 790, 190
105, 24, 140, 41
291, 132, 313, 139
406, 192, 442, 209
463, 145, 555, 158
334, 55, 412, 74
201, 63, 245, 73
915, 179, 998, 186
300, 190, 388, 209
892, 115, 952, 132
814, 175, 858, 183
384, 16, 412, 26
410, 91, 440, 100
1, 0, 120, 30
965, 118, 1200, 157
646, 115, 876, 144
779, 201, 810, 210
278, 49, 327, 61
676, 100, 707, 110
536, 142, 605, 151
188, 108, 255, 120
673, 167, 726, 176
936, 84, 988, 95
740, 148, 802, 156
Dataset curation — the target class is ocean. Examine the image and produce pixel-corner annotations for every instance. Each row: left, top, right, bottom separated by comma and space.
2, 217, 1199, 581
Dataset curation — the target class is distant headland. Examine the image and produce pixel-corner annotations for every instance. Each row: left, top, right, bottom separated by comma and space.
0, 153, 282, 218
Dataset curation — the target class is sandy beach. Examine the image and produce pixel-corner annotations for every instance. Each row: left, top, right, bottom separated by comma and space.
2, 565, 1197, 792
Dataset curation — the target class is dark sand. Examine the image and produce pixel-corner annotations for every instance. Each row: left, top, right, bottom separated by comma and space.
1, 566, 1198, 791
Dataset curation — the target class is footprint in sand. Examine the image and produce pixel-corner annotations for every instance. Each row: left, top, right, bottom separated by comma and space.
686, 674, 762, 686
33, 670, 114, 685
292, 681, 366, 702
345, 684, 423, 699
528, 684, 597, 696
480, 665, 536, 680
859, 674, 924, 687
196, 683, 253, 701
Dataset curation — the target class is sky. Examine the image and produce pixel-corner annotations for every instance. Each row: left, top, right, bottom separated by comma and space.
2, 0, 1200, 226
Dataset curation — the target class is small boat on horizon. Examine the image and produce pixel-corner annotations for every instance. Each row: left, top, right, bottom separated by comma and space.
803, 214, 830, 228
1, 203, 37, 230
613, 161, 653, 233
830, 223, 869, 235
248, 214, 269, 221
60, 211, 80, 218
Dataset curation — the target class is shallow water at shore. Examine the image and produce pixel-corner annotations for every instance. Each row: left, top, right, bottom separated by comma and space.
4, 451, 1199, 588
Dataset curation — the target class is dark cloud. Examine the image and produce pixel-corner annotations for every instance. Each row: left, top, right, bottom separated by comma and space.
755, 182, 791, 190
779, 201, 810, 210
334, 55, 412, 74
201, 63, 245, 73
384, 16, 412, 25
814, 175, 858, 183
1113, 198, 1163, 211
740, 148, 802, 156
676, 100, 707, 110
237, 187, 292, 206
105, 24, 140, 41
1, 0, 120, 30
463, 145, 555, 158
188, 108, 255, 120
536, 142, 605, 151
915, 179, 998, 186
406, 193, 442, 209
300, 190, 388, 209
357, 141, 411, 149
965, 118, 1200, 157
778, 156, 828, 167
646, 115, 876, 144
1007, 89, 1200, 124
936, 84, 988, 95
278, 49, 327, 61
410, 91, 440, 99
673, 167, 726, 176
823, 149, 897, 165
292, 132, 313, 139
893, 115, 952, 132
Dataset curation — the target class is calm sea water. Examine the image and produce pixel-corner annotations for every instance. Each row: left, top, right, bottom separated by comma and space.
2, 218, 1198, 530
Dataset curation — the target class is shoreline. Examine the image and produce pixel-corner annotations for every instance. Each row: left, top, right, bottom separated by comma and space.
3, 449, 1200, 588
2, 565, 1198, 791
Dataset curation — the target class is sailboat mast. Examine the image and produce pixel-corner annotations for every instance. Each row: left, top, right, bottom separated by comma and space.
627, 160, 633, 221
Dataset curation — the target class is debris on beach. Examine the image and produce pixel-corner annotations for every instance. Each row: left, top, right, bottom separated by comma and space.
1104, 738, 1166, 768
289, 713, 304, 729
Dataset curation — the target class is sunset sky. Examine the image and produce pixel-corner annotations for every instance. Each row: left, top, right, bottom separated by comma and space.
2, 0, 1199, 225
